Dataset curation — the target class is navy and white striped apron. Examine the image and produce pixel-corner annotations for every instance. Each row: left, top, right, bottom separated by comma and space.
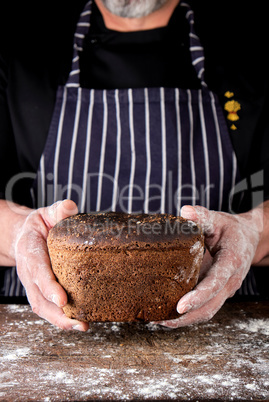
4, 0, 258, 297
35, 0, 239, 214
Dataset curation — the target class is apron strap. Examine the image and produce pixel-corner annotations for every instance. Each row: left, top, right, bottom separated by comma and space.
66, 0, 207, 88
66, 0, 93, 87
180, 2, 207, 87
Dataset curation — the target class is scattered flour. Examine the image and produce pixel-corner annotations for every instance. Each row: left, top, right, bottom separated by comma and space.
110, 324, 121, 332
39, 370, 75, 386
1, 304, 269, 401
144, 322, 161, 331
41, 367, 266, 400
245, 383, 257, 390
190, 241, 202, 254
236, 318, 269, 336
2, 347, 31, 362
196, 375, 215, 385
7, 305, 29, 313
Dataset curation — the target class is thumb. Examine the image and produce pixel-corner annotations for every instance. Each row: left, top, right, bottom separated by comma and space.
181, 205, 215, 236
43, 200, 78, 228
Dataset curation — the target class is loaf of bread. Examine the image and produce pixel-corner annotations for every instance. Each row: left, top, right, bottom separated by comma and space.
47, 212, 204, 322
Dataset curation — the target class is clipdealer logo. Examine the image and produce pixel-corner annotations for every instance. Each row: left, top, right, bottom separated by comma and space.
5, 170, 217, 213
4, 169, 265, 216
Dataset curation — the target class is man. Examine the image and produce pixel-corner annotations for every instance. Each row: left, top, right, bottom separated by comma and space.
0, 0, 268, 331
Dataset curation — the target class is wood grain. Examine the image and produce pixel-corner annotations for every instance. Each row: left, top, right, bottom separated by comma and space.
0, 301, 268, 401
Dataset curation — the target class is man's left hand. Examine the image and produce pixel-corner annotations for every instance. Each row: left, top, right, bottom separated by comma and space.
158, 204, 265, 328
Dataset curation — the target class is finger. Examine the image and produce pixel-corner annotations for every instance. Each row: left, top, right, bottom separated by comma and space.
176, 248, 239, 314
181, 205, 215, 235
17, 254, 68, 309
16, 228, 68, 308
157, 281, 230, 328
42, 199, 78, 228
181, 204, 213, 224
26, 283, 89, 331
180, 205, 198, 221
30, 256, 68, 308
198, 248, 213, 281
160, 267, 248, 329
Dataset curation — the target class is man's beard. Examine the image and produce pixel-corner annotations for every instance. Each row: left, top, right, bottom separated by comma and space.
98, 0, 168, 18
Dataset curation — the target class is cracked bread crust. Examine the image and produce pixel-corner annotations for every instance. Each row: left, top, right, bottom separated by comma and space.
47, 212, 204, 322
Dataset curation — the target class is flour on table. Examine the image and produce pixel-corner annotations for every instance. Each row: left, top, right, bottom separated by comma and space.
1, 304, 269, 401
7, 305, 29, 313
2, 347, 31, 362
236, 318, 269, 336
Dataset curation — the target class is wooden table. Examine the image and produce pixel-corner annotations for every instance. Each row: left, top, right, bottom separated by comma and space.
0, 301, 268, 401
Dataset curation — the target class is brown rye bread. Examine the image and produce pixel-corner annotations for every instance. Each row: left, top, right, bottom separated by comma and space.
47, 212, 204, 322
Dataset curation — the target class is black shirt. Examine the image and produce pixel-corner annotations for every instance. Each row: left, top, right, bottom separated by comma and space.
80, 1, 200, 89
0, 0, 268, 212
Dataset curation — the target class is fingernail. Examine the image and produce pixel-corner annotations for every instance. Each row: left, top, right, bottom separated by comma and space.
61, 199, 78, 213
47, 201, 62, 218
72, 324, 85, 332
51, 294, 64, 308
181, 205, 196, 219
177, 303, 191, 314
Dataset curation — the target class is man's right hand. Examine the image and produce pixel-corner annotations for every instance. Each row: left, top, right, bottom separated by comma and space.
4, 199, 89, 331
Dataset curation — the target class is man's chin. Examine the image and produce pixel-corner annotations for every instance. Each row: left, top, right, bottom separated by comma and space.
99, 0, 168, 19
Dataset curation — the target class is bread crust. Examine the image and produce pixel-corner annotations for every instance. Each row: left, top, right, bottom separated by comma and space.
47, 212, 204, 322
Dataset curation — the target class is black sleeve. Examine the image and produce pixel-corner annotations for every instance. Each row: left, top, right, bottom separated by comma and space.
192, 0, 269, 212
0, 52, 20, 201
0, 0, 86, 206
255, 83, 269, 200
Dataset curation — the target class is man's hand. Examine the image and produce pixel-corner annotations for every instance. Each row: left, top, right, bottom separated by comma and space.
158, 204, 266, 328
14, 200, 89, 331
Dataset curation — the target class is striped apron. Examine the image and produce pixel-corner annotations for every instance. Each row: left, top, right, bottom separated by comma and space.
35, 1, 239, 214
3, 0, 258, 297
